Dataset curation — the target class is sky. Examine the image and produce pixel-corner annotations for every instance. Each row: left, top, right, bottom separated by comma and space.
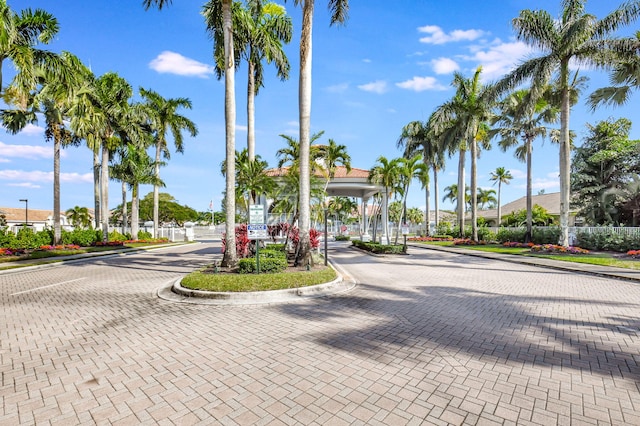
2, 0, 639, 216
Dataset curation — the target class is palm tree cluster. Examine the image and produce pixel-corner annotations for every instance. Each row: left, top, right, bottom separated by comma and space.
1, 1, 198, 244
386, 0, 640, 245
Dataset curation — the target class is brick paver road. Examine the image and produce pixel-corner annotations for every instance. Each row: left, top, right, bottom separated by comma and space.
1, 242, 639, 425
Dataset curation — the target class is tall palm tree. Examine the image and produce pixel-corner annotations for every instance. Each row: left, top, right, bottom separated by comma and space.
0, 1, 59, 94
2, 51, 86, 244
276, 131, 324, 171
495, 0, 640, 246
397, 119, 445, 234
139, 88, 198, 239
202, 0, 238, 267
285, 0, 349, 265
111, 143, 165, 240
489, 167, 513, 226
369, 156, 400, 244
491, 89, 558, 239
236, 1, 292, 161
431, 66, 494, 241
476, 188, 498, 210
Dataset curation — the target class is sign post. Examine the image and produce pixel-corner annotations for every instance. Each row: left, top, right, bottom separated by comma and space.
248, 205, 267, 273
401, 223, 410, 253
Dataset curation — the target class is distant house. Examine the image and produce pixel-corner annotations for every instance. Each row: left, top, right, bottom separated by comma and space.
0, 207, 72, 233
475, 192, 578, 226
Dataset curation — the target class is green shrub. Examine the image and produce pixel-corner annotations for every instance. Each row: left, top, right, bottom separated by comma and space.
334, 235, 350, 241
495, 228, 527, 243
258, 248, 287, 259
61, 229, 101, 246
352, 240, 405, 254
7, 228, 53, 249
237, 256, 288, 273
531, 227, 560, 244
264, 243, 286, 251
137, 231, 152, 240
477, 227, 495, 242
108, 230, 130, 242
575, 230, 640, 252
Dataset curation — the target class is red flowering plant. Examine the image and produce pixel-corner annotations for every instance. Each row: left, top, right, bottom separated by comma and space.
309, 228, 320, 249
626, 249, 640, 258
531, 244, 589, 254
503, 241, 534, 248
0, 248, 23, 256
408, 236, 454, 242
94, 241, 125, 247
39, 244, 81, 251
453, 238, 488, 246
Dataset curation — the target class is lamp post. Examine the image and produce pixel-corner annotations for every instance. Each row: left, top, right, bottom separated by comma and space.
19, 199, 28, 227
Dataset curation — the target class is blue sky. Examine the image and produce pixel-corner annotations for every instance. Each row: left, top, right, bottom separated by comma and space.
2, 0, 639, 215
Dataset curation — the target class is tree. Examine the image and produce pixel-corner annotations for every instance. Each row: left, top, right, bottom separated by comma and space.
397, 119, 444, 234
476, 188, 498, 210
65, 206, 91, 229
430, 66, 494, 241
235, 1, 292, 161
183, 0, 236, 266
491, 88, 558, 241
369, 156, 401, 244
317, 138, 351, 194
226, 149, 277, 217
571, 118, 640, 225
139, 88, 198, 239
0, 1, 59, 94
284, 0, 349, 266
2, 52, 86, 244
489, 167, 513, 225
394, 154, 426, 243
495, 0, 640, 245
276, 131, 324, 171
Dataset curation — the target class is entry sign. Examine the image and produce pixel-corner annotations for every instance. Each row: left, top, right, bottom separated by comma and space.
249, 205, 265, 224
247, 224, 268, 240
401, 224, 410, 235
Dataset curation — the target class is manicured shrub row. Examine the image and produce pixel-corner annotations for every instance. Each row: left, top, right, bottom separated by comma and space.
351, 240, 405, 254
0, 228, 53, 250
495, 227, 560, 244
334, 235, 350, 241
575, 231, 640, 252
237, 248, 288, 274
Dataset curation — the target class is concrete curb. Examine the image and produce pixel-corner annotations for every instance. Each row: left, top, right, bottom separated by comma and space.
158, 270, 356, 306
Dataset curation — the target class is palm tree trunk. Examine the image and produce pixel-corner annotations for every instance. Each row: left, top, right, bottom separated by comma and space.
131, 184, 139, 240
221, 0, 237, 267
101, 142, 110, 242
153, 142, 161, 239
296, 0, 314, 266
247, 60, 256, 162
93, 149, 100, 229
457, 148, 466, 236
121, 181, 128, 234
434, 169, 439, 231
496, 180, 502, 227
525, 138, 533, 243
559, 61, 571, 246
425, 183, 431, 236
470, 138, 478, 242
53, 137, 61, 245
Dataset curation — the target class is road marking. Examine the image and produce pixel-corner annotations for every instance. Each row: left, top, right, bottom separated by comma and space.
11, 277, 87, 296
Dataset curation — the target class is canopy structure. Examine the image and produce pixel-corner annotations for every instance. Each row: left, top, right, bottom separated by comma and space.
266, 166, 389, 242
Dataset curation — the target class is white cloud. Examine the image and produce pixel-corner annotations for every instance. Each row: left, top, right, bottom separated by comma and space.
8, 182, 41, 189
431, 57, 460, 75
236, 124, 247, 132
362, 59, 372, 63
326, 83, 349, 93
0, 169, 93, 183
149, 51, 214, 78
0, 142, 53, 161
418, 25, 487, 45
463, 40, 535, 80
358, 80, 388, 94
508, 169, 527, 180
21, 123, 45, 136
396, 76, 447, 92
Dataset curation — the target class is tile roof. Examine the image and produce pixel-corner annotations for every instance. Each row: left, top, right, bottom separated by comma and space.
266, 166, 370, 179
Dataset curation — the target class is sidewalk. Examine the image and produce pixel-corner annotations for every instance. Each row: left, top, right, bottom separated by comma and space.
408, 241, 640, 283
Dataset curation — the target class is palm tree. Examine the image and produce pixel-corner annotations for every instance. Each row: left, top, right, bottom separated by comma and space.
139, 88, 198, 239
2, 52, 86, 244
317, 138, 351, 194
476, 188, 498, 210
430, 66, 494, 241
491, 89, 558, 239
397, 120, 444, 234
285, 0, 349, 266
369, 156, 401, 244
65, 206, 91, 229
227, 149, 277, 215
276, 131, 325, 171
111, 143, 165, 240
489, 167, 513, 226
236, 1, 292, 161
394, 155, 426, 243
495, 0, 640, 246
0, 1, 59, 93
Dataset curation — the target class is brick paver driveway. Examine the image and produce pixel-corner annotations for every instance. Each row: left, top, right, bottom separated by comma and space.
1, 242, 639, 425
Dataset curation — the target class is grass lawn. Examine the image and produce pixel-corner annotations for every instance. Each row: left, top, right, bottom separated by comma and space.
181, 264, 338, 292
412, 241, 640, 270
